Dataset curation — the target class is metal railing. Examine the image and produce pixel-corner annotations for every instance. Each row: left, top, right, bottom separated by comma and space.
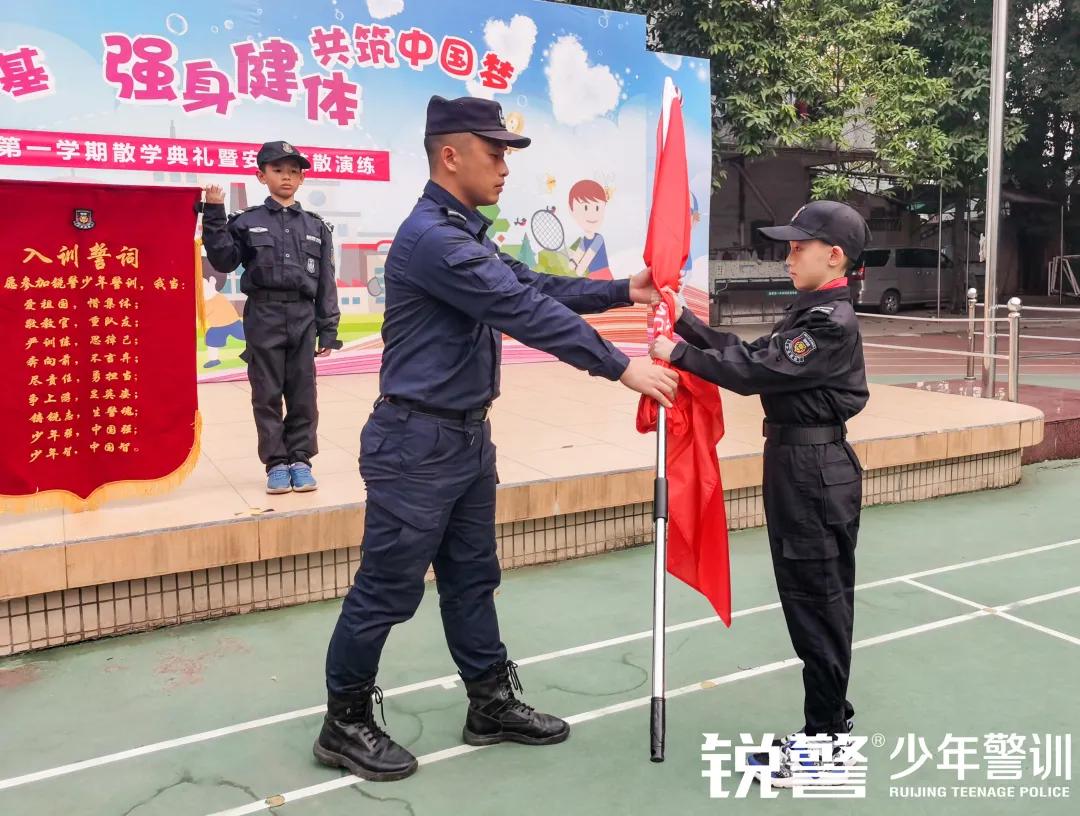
861, 289, 1080, 402
1048, 255, 1080, 299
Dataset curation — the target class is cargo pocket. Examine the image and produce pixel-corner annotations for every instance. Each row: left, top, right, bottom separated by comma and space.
778, 535, 842, 602
781, 535, 839, 561
358, 421, 393, 479
246, 233, 277, 287
302, 239, 321, 276
821, 460, 861, 525
365, 481, 448, 535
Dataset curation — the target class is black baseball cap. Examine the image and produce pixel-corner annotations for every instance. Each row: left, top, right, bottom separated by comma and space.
256, 140, 311, 169
759, 201, 872, 263
425, 95, 531, 148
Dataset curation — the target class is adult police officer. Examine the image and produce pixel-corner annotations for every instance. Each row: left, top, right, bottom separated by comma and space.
651, 202, 870, 785
202, 141, 342, 493
316, 96, 679, 782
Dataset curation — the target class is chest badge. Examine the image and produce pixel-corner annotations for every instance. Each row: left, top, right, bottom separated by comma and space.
784, 331, 817, 365
306, 257, 317, 274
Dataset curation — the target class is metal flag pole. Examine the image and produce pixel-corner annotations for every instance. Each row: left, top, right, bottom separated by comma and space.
981, 0, 1009, 396
650, 371, 669, 763
649, 75, 679, 764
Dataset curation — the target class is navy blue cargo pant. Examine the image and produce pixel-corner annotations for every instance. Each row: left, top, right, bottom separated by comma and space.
325, 399, 506, 694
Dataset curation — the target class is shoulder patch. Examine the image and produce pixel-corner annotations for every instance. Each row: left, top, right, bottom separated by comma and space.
309, 211, 334, 233
444, 240, 494, 268
783, 331, 818, 365
227, 204, 262, 222
444, 207, 469, 230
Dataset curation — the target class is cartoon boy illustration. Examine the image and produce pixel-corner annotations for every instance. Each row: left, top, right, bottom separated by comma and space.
568, 179, 612, 280
200, 264, 245, 368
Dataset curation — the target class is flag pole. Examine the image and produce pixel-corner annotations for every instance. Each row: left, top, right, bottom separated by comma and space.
650, 75, 679, 762
650, 395, 669, 762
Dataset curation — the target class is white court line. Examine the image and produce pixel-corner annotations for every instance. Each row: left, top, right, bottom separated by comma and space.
996, 613, 1080, 648
1, 536, 1078, 794
905, 579, 1080, 648
207, 583, 1080, 815
205, 584, 1080, 816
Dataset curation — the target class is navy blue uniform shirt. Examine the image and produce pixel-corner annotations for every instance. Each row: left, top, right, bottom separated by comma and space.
379, 181, 633, 410
202, 197, 342, 349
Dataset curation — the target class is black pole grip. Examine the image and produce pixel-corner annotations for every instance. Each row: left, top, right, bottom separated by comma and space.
654, 477, 668, 521
650, 696, 665, 762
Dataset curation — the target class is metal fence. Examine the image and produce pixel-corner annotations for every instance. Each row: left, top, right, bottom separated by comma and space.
861, 290, 1080, 402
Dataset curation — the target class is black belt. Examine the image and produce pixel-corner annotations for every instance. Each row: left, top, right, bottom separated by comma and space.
247, 289, 309, 302
382, 396, 491, 423
763, 421, 845, 445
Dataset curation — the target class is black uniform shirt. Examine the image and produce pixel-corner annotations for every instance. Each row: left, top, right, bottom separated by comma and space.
202, 197, 341, 349
671, 286, 868, 426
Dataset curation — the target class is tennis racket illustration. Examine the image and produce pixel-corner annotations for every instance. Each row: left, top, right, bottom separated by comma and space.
530, 209, 578, 273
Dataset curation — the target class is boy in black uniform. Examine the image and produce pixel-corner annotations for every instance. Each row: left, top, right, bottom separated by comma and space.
201, 141, 342, 494
651, 201, 871, 788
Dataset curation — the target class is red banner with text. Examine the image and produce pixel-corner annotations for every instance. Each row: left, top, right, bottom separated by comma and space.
0, 180, 202, 511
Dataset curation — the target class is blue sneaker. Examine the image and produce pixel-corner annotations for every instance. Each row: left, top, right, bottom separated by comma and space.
289, 462, 318, 492
266, 464, 292, 494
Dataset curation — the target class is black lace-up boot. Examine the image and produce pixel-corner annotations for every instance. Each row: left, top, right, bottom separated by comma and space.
462, 660, 570, 746
314, 682, 418, 781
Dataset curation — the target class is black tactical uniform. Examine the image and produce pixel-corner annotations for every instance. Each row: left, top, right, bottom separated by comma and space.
201, 141, 342, 473
669, 201, 871, 738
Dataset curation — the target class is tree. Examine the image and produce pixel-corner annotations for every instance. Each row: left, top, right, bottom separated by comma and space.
904, 0, 1024, 308
906, 0, 1079, 305
1008, 0, 1078, 250
563, 0, 951, 196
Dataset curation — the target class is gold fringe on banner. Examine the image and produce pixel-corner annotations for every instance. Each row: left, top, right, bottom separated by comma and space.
0, 412, 203, 515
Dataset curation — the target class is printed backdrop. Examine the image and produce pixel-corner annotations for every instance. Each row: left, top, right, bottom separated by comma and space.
1, 0, 712, 381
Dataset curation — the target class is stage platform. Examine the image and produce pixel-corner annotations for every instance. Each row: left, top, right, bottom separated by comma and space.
0, 363, 1043, 656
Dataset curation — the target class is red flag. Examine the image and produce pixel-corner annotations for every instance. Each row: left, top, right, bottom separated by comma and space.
635, 87, 731, 626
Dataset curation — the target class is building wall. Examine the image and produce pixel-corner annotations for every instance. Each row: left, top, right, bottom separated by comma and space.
708, 154, 938, 261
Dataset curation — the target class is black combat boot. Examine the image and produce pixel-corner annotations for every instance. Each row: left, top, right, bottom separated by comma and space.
462, 660, 570, 746
313, 682, 418, 781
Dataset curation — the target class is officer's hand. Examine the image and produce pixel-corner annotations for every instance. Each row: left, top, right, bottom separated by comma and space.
619, 357, 678, 408
315, 348, 332, 358
650, 335, 677, 363
203, 185, 225, 205
629, 267, 660, 306
660, 287, 685, 322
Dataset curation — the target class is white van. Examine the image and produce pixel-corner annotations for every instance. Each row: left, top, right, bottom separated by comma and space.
847, 247, 955, 314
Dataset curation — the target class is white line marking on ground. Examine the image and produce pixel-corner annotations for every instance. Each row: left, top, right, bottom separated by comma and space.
203, 605, 1018, 816
905, 579, 1080, 647
210, 583, 1080, 815
2, 538, 1077, 794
